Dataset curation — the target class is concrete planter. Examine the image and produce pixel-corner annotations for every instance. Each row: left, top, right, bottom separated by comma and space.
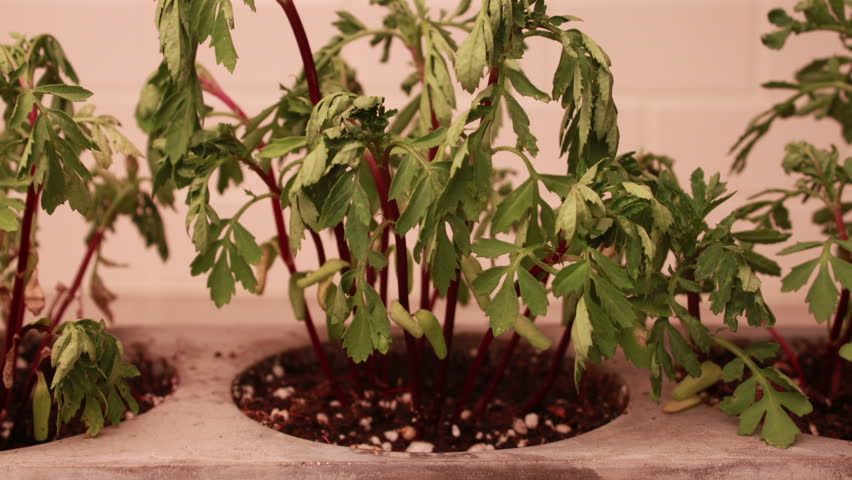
1, 306, 850, 479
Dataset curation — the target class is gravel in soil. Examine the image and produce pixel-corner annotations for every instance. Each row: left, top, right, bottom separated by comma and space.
689, 339, 851, 441
0, 341, 178, 451
233, 335, 629, 453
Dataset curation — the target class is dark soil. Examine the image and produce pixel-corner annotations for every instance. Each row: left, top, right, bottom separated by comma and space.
0, 340, 178, 451
233, 335, 628, 453
694, 339, 851, 440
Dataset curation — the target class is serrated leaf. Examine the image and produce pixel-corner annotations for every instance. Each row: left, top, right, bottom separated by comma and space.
778, 241, 824, 256
518, 267, 548, 316
782, 258, 819, 292
506, 67, 549, 102
553, 260, 588, 296
491, 179, 534, 234
208, 252, 235, 308
487, 275, 519, 336
830, 255, 852, 291
806, 264, 839, 323
733, 229, 791, 244
454, 16, 487, 92
232, 222, 262, 264
343, 308, 373, 363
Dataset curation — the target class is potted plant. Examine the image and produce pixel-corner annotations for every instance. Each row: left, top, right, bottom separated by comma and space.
131, 0, 815, 453
726, 0, 851, 439
0, 33, 169, 449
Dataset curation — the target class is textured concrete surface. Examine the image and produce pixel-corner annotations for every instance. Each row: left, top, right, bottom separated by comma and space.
1, 318, 850, 479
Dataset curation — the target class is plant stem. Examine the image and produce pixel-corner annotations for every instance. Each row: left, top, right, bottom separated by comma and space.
275, 0, 322, 105
686, 291, 700, 320
270, 196, 348, 406
826, 202, 850, 397
767, 327, 807, 389
520, 318, 574, 413
20, 230, 105, 403
451, 329, 494, 422
474, 331, 519, 418
430, 277, 458, 422
0, 106, 40, 407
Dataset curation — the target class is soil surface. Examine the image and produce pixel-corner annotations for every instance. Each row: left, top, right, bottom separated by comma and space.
0, 340, 178, 451
694, 339, 851, 441
233, 335, 628, 453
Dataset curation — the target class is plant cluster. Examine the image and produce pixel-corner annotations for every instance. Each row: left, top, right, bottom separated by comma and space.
0, 34, 167, 444
135, 0, 820, 449
731, 0, 852, 396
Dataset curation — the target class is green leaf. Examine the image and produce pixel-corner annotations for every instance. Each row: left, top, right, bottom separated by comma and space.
32, 371, 51, 441
806, 264, 839, 323
487, 275, 519, 336
491, 179, 534, 234
733, 230, 791, 244
472, 238, 518, 258
839, 343, 852, 361
431, 227, 457, 296
666, 322, 701, 378
830, 256, 852, 291
232, 222, 262, 264
256, 136, 306, 159
778, 241, 824, 255
228, 243, 257, 292
514, 315, 552, 350
415, 310, 447, 359
396, 177, 432, 235
454, 14, 487, 92
208, 252, 235, 308
553, 260, 588, 296
622, 182, 653, 200
0, 205, 20, 231
556, 191, 577, 243
212, 3, 239, 72
572, 295, 594, 388
781, 258, 819, 292
504, 92, 538, 155
81, 395, 104, 437
591, 249, 632, 290
32, 84, 93, 102
518, 267, 548, 316
343, 308, 373, 363
506, 67, 550, 102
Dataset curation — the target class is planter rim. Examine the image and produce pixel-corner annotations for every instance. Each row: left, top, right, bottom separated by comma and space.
1, 309, 850, 479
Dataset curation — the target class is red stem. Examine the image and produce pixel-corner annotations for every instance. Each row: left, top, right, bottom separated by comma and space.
275, 0, 322, 105
270, 196, 348, 406
20, 230, 105, 404
520, 319, 574, 413
451, 329, 494, 422
430, 277, 458, 422
474, 332, 519, 417
0, 107, 40, 406
767, 327, 807, 389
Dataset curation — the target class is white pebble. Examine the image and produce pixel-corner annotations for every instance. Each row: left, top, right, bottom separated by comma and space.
555, 424, 571, 434
451, 424, 461, 438
475, 432, 483, 440
406, 441, 435, 453
124, 411, 136, 420
329, 400, 341, 408
270, 408, 289, 421
382, 442, 392, 451
517, 439, 528, 448
272, 364, 285, 377
359, 417, 373, 431
316, 413, 329, 425
512, 418, 528, 435
384, 430, 399, 442
272, 386, 294, 400
467, 443, 494, 452
370, 435, 381, 445
524, 413, 539, 429
352, 443, 381, 451
400, 392, 412, 404
264, 374, 275, 383
400, 425, 417, 441
459, 409, 472, 420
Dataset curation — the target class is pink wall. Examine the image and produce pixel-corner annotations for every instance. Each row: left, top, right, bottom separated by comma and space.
2, 0, 848, 325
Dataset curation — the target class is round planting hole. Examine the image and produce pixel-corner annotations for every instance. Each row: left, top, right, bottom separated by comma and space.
233, 334, 629, 453
0, 340, 178, 451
